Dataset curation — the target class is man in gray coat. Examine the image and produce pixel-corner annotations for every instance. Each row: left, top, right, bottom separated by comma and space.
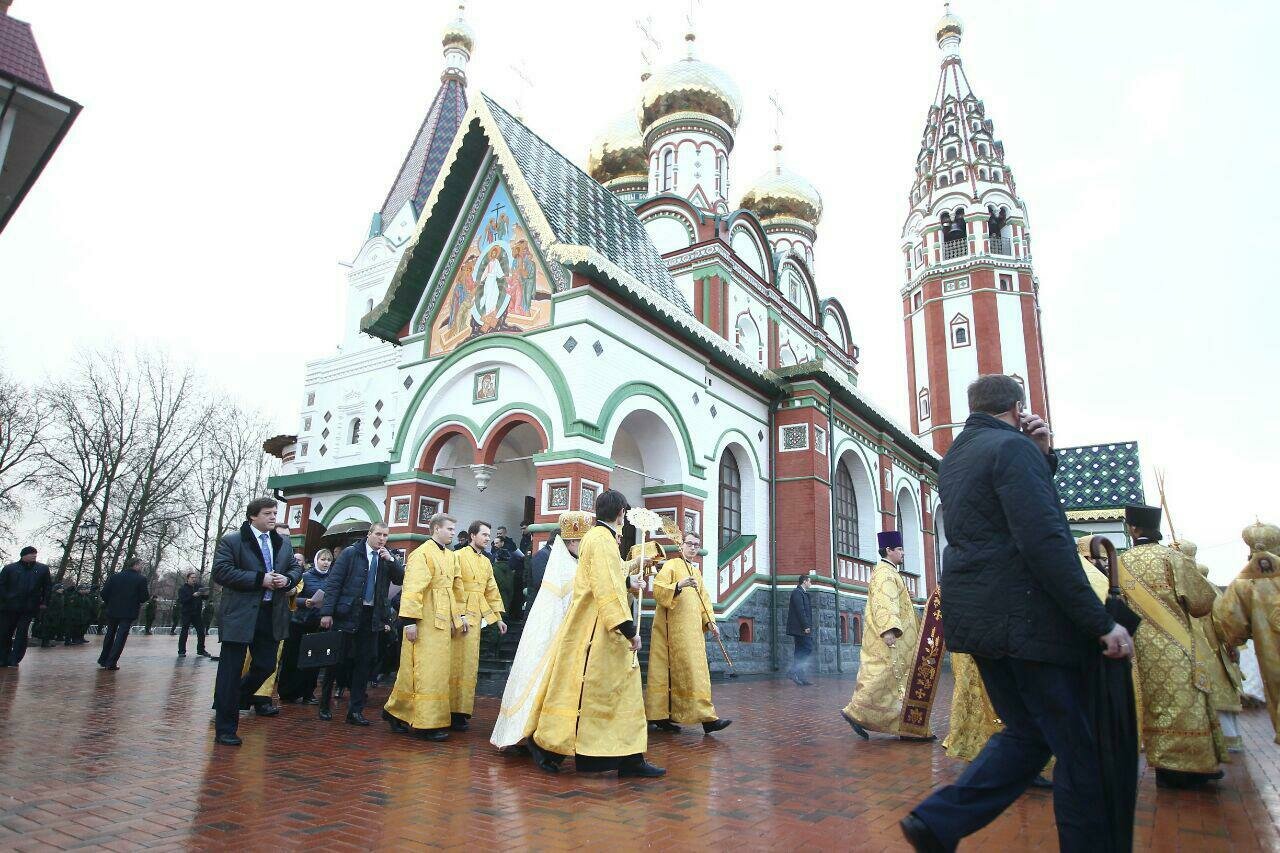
210, 497, 303, 746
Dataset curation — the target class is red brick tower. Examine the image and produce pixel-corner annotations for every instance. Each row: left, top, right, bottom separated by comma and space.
901, 6, 1050, 455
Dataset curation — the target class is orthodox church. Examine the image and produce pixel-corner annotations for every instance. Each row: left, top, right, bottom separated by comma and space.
266, 7, 1111, 674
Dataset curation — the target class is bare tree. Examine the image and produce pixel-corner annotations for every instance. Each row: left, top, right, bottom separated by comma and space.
0, 366, 47, 549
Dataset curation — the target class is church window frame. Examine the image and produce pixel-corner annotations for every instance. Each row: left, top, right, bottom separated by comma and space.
938, 174, 949, 187
945, 145, 958, 160
718, 451, 742, 548
662, 148, 676, 192
834, 462, 861, 559
918, 388, 931, 421
950, 313, 972, 348
912, 290, 923, 310
998, 273, 1015, 292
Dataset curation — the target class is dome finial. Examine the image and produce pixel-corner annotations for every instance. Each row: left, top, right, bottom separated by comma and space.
636, 15, 661, 82
936, 0, 964, 58
769, 91, 785, 175
441, 1, 475, 81
684, 0, 701, 59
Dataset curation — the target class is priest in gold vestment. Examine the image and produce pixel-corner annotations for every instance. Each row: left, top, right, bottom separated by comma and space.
383, 513, 465, 741
646, 531, 732, 735
526, 489, 664, 777
1214, 521, 1280, 745
841, 531, 932, 741
449, 521, 506, 730
1175, 540, 1245, 752
1119, 505, 1226, 789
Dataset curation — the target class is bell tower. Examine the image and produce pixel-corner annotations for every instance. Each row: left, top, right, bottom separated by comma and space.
901, 5, 1050, 455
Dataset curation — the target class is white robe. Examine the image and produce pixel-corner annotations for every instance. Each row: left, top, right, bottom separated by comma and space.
1240, 640, 1267, 705
490, 539, 577, 748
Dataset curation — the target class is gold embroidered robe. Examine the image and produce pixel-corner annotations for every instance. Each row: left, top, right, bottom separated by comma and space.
843, 561, 919, 734
645, 557, 717, 724
450, 546, 505, 716
1214, 568, 1280, 744
1120, 542, 1226, 773
528, 523, 647, 758
385, 539, 465, 730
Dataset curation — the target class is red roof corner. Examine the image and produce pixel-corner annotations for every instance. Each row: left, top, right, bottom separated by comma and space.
0, 7, 53, 90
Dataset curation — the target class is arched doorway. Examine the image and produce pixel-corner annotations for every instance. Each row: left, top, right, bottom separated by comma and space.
433, 422, 542, 543
896, 487, 923, 597
608, 408, 684, 555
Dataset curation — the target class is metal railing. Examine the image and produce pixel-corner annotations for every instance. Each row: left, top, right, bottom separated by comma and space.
942, 239, 968, 260
988, 237, 1012, 256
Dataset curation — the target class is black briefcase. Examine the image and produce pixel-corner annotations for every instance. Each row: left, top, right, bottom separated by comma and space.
298, 631, 342, 669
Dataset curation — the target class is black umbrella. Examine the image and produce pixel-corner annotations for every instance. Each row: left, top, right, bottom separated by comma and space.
1086, 536, 1142, 853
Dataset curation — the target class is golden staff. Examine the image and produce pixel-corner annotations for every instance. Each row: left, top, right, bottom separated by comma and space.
1154, 467, 1180, 546
660, 517, 735, 674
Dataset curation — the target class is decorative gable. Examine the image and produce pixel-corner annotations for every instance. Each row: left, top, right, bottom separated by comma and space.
417, 169, 553, 357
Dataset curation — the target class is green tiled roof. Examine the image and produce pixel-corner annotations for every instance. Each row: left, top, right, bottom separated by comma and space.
1054, 442, 1144, 510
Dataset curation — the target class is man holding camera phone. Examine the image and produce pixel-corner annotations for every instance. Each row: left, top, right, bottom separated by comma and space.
902, 374, 1133, 853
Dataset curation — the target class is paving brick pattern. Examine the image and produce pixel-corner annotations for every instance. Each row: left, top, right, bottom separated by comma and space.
1, 635, 1277, 851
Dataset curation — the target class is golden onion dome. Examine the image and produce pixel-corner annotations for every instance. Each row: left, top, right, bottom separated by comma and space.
640, 53, 743, 131
442, 12, 475, 53
587, 111, 647, 184
740, 157, 823, 226
936, 8, 963, 46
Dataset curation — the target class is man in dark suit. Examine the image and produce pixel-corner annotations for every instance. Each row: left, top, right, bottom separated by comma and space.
319, 522, 404, 725
0, 546, 52, 667
210, 497, 303, 746
525, 531, 555, 615
97, 557, 151, 670
786, 574, 814, 686
902, 374, 1132, 853
176, 572, 211, 657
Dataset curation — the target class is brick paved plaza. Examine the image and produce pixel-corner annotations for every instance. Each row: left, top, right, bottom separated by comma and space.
0, 635, 1277, 851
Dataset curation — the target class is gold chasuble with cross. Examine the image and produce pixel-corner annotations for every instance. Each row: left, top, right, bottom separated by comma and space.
528, 523, 647, 758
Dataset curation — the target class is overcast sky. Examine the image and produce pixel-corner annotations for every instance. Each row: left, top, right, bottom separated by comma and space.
3, 1, 1276, 581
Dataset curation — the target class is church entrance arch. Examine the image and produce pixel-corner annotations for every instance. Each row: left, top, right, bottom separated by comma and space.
607, 408, 695, 562
434, 422, 543, 540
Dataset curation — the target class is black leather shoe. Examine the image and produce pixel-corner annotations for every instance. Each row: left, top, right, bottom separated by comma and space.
702, 719, 732, 734
106, 665, 119, 671
214, 733, 242, 747
177, 652, 187, 657
346, 713, 371, 727
841, 711, 870, 740
618, 760, 666, 778
450, 713, 470, 731
527, 739, 560, 773
198, 650, 212, 657
419, 728, 449, 742
382, 710, 410, 734
318, 708, 332, 721
253, 703, 280, 717
900, 813, 945, 853
653, 719, 681, 733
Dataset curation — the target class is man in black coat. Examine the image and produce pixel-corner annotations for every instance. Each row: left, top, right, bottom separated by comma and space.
902, 375, 1133, 853
525, 531, 555, 615
319, 522, 404, 725
210, 498, 303, 746
176, 572, 211, 657
97, 557, 151, 670
0, 546, 52, 666
786, 574, 814, 686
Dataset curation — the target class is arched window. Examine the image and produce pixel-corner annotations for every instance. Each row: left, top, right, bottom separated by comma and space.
348, 418, 362, 445
852, 613, 863, 644
662, 149, 675, 191
834, 463, 860, 558
840, 612, 850, 644
735, 313, 762, 363
977, 143, 988, 156
950, 313, 971, 348
716, 153, 726, 197
718, 451, 742, 548
738, 618, 753, 643
918, 388, 931, 420
953, 170, 965, 183
938, 174, 949, 187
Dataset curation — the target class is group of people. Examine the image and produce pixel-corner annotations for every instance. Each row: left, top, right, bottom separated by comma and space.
208, 490, 733, 779
811, 374, 1278, 853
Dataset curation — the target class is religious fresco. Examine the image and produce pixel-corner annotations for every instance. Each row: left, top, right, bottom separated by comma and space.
428, 180, 552, 357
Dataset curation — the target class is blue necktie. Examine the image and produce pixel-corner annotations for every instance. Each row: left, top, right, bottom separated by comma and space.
363, 550, 378, 605
260, 533, 274, 601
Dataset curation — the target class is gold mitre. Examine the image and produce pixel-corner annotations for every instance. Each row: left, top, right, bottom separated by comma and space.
558, 511, 594, 541
1243, 521, 1280, 554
